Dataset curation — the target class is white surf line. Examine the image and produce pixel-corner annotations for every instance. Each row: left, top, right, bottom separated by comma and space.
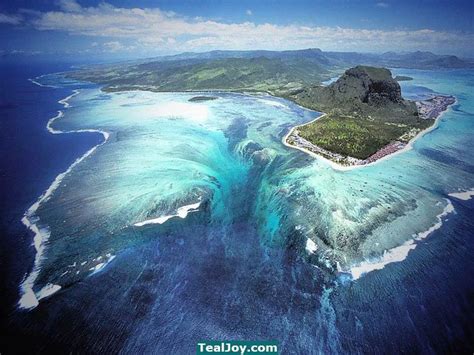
89, 254, 116, 275
348, 199, 455, 280
28, 74, 58, 89
305, 238, 318, 254
448, 188, 474, 201
134, 201, 201, 227
18, 89, 110, 310
256, 98, 288, 109
281, 113, 357, 172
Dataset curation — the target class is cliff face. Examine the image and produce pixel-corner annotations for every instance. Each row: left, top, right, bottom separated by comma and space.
335, 66, 402, 105
290, 65, 418, 123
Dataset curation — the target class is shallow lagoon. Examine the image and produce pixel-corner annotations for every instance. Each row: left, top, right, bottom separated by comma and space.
15, 69, 474, 352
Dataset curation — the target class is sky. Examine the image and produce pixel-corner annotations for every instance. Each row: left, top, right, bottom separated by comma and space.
0, 0, 473, 61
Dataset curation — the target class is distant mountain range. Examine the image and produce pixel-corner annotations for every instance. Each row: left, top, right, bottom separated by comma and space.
66, 51, 463, 165
326, 50, 472, 69
68, 48, 474, 95
149, 48, 474, 69
68, 51, 335, 93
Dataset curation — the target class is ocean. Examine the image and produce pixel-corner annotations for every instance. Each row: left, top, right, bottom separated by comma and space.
0, 62, 473, 353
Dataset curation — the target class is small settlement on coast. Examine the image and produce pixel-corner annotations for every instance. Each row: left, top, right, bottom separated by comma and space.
285, 94, 456, 169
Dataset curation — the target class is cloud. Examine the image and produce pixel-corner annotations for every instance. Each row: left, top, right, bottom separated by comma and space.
103, 41, 125, 52
246, 9, 252, 16
376, 2, 390, 8
102, 41, 135, 52
4, 2, 474, 55
57, 0, 82, 12
0, 13, 22, 25
0, 49, 42, 56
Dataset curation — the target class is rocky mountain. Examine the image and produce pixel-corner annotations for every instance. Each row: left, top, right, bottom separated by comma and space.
68, 56, 333, 93
288, 66, 418, 123
288, 66, 433, 160
66, 49, 473, 94
151, 49, 473, 69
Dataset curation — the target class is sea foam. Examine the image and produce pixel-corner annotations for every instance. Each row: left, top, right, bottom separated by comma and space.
348, 199, 455, 280
448, 188, 474, 201
134, 201, 201, 227
256, 98, 288, 109
89, 255, 116, 275
36, 284, 62, 301
18, 88, 110, 310
28, 75, 58, 89
306, 238, 318, 254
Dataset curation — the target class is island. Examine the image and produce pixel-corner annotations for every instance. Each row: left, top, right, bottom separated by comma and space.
188, 96, 218, 102
67, 49, 473, 95
66, 50, 459, 168
284, 66, 455, 167
394, 75, 413, 81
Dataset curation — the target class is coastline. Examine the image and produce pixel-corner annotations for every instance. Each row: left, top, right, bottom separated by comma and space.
17, 83, 277, 309
283, 95, 456, 171
17, 72, 467, 309
19, 82, 110, 310
55, 73, 456, 174
81, 79, 457, 172
281, 113, 361, 172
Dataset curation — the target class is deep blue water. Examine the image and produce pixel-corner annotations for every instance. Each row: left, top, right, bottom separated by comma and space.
0, 61, 103, 319
0, 63, 473, 354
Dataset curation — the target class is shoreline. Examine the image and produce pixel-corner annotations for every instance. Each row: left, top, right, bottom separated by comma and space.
58, 72, 457, 173
71, 77, 458, 173
17, 82, 281, 309
19, 81, 110, 310
281, 113, 361, 172
283, 95, 456, 171
18, 73, 465, 305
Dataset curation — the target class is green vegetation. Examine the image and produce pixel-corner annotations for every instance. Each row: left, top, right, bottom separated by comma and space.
68, 49, 472, 94
298, 114, 430, 159
68, 56, 335, 93
289, 66, 427, 159
67, 49, 458, 161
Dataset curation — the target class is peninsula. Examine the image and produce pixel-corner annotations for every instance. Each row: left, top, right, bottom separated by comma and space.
284, 66, 455, 167
66, 50, 458, 168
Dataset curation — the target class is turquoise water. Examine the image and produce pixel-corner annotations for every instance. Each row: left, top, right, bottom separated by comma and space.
23, 69, 474, 304
14, 69, 474, 352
